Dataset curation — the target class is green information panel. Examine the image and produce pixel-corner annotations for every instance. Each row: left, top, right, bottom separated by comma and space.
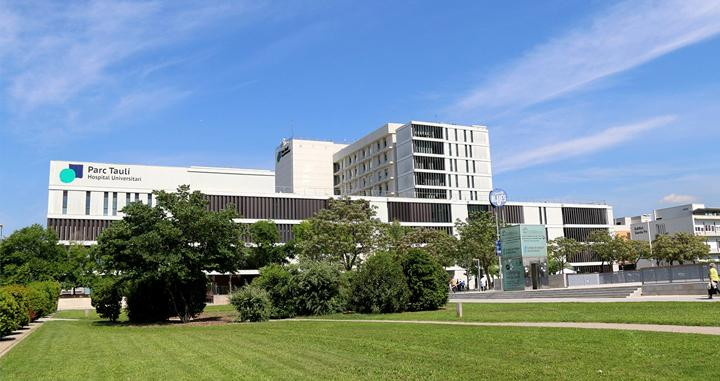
500, 224, 548, 291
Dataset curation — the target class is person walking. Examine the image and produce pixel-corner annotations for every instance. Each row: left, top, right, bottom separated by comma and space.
450, 278, 458, 293
480, 275, 488, 292
709, 263, 719, 299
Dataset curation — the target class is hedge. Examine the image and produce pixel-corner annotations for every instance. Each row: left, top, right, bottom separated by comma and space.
0, 289, 23, 338
230, 285, 271, 322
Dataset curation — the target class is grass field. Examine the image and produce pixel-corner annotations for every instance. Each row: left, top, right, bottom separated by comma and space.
1, 305, 719, 380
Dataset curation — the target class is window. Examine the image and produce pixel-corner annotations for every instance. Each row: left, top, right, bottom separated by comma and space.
126, 193, 131, 206
383, 138, 387, 147
85, 191, 91, 215
413, 156, 445, 170
411, 124, 443, 139
463, 130, 467, 142
135, 192, 140, 201
103, 192, 109, 216
147, 193, 152, 207
62, 190, 68, 215
470, 131, 474, 143
414, 172, 446, 186
112, 192, 118, 216
412, 140, 444, 154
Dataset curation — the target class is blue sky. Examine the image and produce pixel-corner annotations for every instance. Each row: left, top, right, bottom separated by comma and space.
1, 0, 720, 234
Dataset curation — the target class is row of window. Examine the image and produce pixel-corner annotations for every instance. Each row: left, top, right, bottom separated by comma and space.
411, 124, 482, 144
61, 190, 152, 216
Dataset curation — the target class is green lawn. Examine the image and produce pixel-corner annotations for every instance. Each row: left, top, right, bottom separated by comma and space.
313, 302, 720, 326
1, 314, 719, 380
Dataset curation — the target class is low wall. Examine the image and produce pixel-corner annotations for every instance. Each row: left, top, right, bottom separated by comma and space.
641, 282, 707, 296
548, 274, 566, 288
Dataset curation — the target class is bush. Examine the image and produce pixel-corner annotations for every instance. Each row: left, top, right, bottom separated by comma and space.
252, 264, 295, 318
291, 261, 343, 316
91, 277, 124, 322
0, 290, 23, 337
28, 281, 61, 317
401, 249, 449, 311
0, 285, 31, 326
350, 252, 409, 313
230, 285, 271, 322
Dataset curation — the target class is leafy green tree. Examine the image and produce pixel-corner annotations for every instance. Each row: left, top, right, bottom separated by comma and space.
293, 197, 383, 271
350, 251, 409, 313
245, 220, 290, 269
252, 264, 295, 318
59, 244, 95, 295
455, 211, 497, 286
90, 277, 124, 322
674, 232, 710, 263
629, 240, 652, 267
0, 225, 65, 285
587, 230, 614, 272
291, 261, 344, 316
610, 236, 635, 270
401, 249, 448, 311
381, 222, 458, 267
547, 237, 583, 274
652, 234, 681, 265
94, 185, 245, 323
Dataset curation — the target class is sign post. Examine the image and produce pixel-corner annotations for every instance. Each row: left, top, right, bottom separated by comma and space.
489, 188, 507, 289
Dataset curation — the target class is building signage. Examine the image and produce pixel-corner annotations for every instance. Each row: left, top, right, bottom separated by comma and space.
276, 143, 291, 162
59, 163, 142, 184
489, 188, 507, 208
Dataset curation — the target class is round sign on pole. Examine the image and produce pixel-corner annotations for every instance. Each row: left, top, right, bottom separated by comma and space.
489, 188, 507, 208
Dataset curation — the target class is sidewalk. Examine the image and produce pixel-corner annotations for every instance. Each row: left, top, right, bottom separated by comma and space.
289, 318, 720, 336
448, 295, 716, 303
0, 319, 46, 359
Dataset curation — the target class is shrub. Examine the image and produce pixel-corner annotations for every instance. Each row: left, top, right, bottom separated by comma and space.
291, 261, 343, 316
401, 249, 449, 311
0, 285, 31, 326
350, 252, 409, 313
28, 281, 61, 317
0, 290, 23, 337
20, 286, 45, 321
91, 277, 124, 322
230, 285, 271, 322
252, 264, 295, 318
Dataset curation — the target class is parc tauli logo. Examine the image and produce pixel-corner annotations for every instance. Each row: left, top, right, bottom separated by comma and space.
60, 163, 142, 183
59, 164, 84, 183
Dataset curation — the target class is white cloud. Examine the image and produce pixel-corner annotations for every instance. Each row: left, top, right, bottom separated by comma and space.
661, 193, 697, 204
454, 0, 720, 113
494, 115, 675, 173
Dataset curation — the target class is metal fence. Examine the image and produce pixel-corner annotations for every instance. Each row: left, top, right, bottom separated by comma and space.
565, 263, 714, 287
640, 263, 711, 284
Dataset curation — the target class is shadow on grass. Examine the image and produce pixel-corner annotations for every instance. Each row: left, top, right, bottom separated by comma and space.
91, 315, 227, 327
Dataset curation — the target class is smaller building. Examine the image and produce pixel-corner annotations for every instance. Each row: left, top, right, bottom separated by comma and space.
625, 204, 720, 262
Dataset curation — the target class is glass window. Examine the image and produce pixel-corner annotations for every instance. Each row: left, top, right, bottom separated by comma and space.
85, 191, 91, 215
135, 192, 140, 201
112, 192, 118, 216
103, 192, 109, 216
147, 193, 152, 207
62, 190, 68, 215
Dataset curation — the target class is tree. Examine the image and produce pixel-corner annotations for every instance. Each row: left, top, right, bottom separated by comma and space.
652, 234, 680, 265
401, 249, 448, 311
455, 211, 497, 287
547, 237, 583, 274
674, 232, 710, 263
59, 244, 95, 295
94, 185, 245, 323
381, 222, 458, 267
587, 230, 614, 272
0, 224, 65, 285
629, 240, 651, 266
293, 197, 383, 271
350, 252, 409, 313
610, 235, 634, 270
245, 220, 290, 269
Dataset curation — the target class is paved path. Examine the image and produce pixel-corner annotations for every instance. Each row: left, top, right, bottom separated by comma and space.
0, 319, 48, 359
449, 295, 715, 303
288, 318, 720, 336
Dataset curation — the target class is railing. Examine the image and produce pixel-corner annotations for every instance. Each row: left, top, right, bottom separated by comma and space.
640, 263, 711, 284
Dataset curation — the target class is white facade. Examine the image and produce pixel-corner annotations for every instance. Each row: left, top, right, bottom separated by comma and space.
627, 204, 720, 260
331, 121, 492, 201
274, 139, 347, 196
48, 160, 275, 225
